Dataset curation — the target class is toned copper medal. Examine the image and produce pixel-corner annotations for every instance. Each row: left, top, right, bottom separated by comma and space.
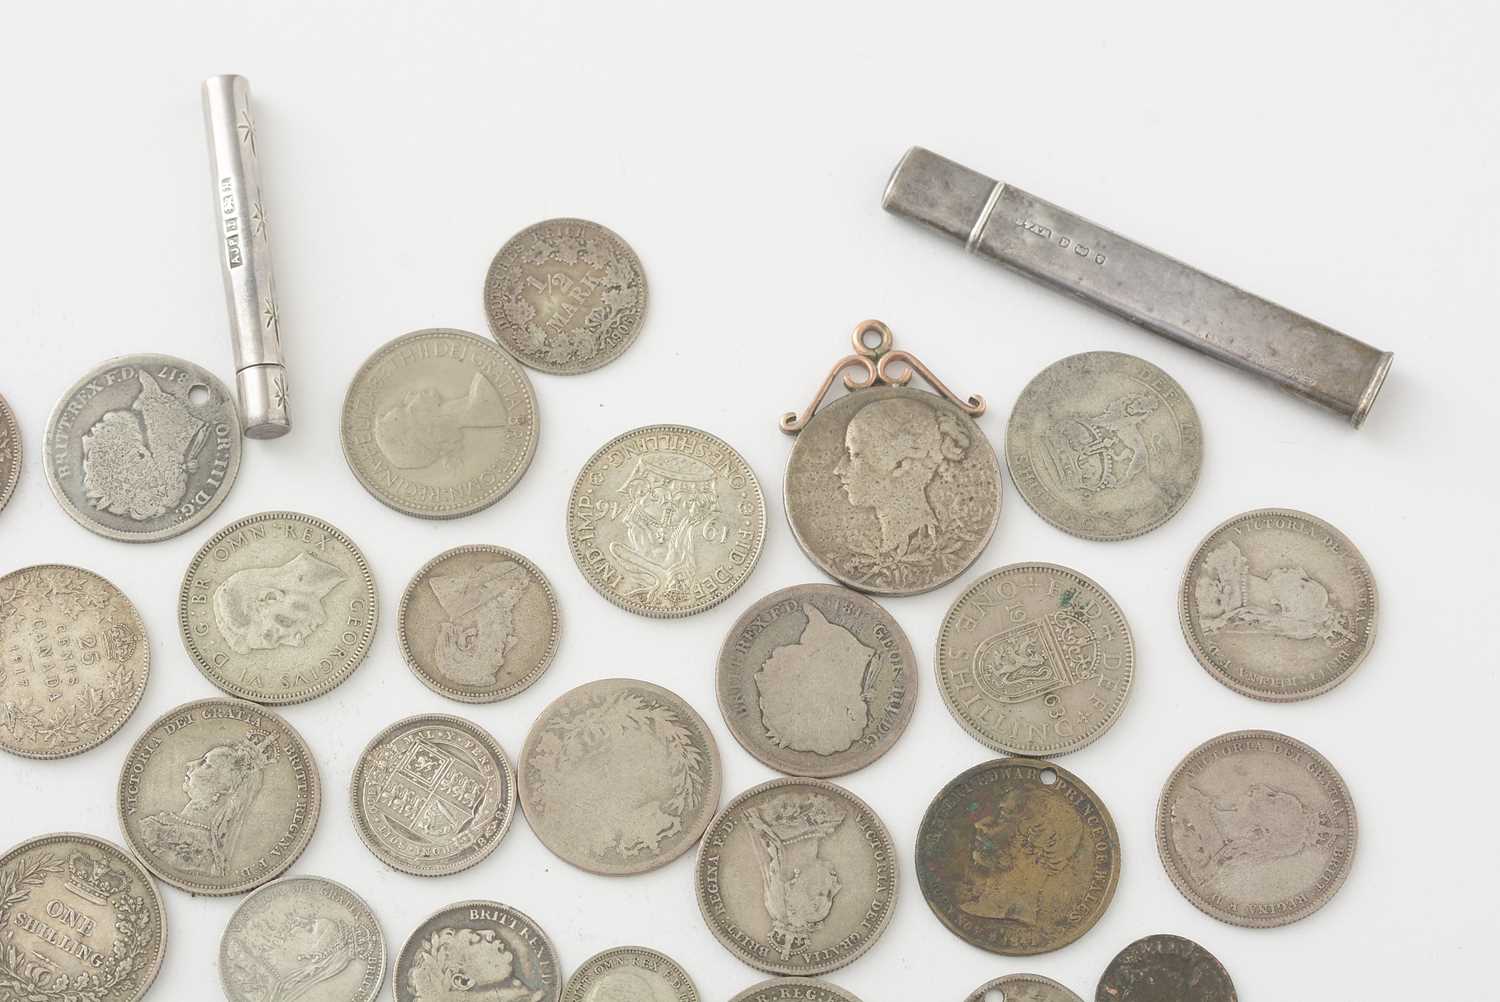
1095, 934, 1237, 1002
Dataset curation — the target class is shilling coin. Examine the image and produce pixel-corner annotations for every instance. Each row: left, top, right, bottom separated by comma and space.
1157, 729, 1357, 928
394, 900, 561, 1002
0, 389, 19, 517
1180, 508, 1377, 701
520, 678, 721, 875
220, 875, 386, 1002
567, 424, 766, 618
562, 946, 698, 1002
968, 974, 1084, 1002
695, 777, 897, 977
0, 831, 167, 1002
1095, 934, 1238, 1002
716, 583, 917, 778
351, 713, 517, 877
43, 354, 242, 542
936, 563, 1134, 757
117, 697, 321, 895
484, 217, 649, 375
179, 511, 378, 705
728, 979, 864, 1002
916, 758, 1120, 955
1006, 351, 1202, 541
397, 545, 560, 702
0, 565, 149, 759
340, 328, 538, 519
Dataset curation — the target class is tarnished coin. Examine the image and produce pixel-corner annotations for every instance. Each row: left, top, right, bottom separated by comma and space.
340, 328, 538, 519
785, 384, 1001, 596
1180, 508, 1377, 701
0, 565, 149, 759
1095, 934, 1238, 1002
916, 758, 1120, 955
117, 697, 321, 895
567, 424, 766, 618
484, 217, 648, 375
968, 974, 1084, 1002
179, 511, 377, 705
562, 946, 698, 1002
0, 389, 19, 517
1007, 351, 1201, 541
520, 678, 721, 875
352, 714, 517, 877
220, 875, 386, 1002
398, 545, 560, 702
0, 831, 166, 1002
394, 900, 561, 1002
43, 354, 242, 542
1157, 729, 1357, 928
936, 563, 1134, 757
695, 777, 897, 977
716, 583, 917, 778
728, 979, 864, 1002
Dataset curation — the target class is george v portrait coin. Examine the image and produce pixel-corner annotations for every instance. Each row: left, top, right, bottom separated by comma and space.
562, 946, 699, 1002
728, 979, 865, 1002
0, 390, 19, 518
1095, 934, 1238, 1002
968, 974, 1084, 1002
394, 900, 561, 1002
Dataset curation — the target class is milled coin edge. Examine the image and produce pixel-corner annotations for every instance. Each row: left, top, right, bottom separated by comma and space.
727, 977, 865, 1002
561, 945, 698, 1002
0, 391, 20, 516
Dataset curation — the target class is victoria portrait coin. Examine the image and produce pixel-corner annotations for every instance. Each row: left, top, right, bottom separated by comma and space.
728, 979, 864, 1002
1006, 351, 1201, 541
968, 974, 1084, 1002
394, 900, 561, 1002
936, 563, 1134, 757
1095, 934, 1238, 1002
916, 758, 1120, 955
340, 328, 538, 519
716, 583, 916, 778
0, 832, 167, 1002
784, 385, 1001, 596
0, 565, 149, 759
43, 354, 242, 541
179, 511, 378, 705
567, 424, 766, 618
220, 875, 386, 1002
351, 714, 517, 877
695, 777, 897, 977
1157, 729, 1357, 928
484, 217, 648, 375
117, 698, 321, 895
520, 678, 721, 875
562, 946, 698, 1002
398, 545, 560, 702
1180, 508, 1377, 701
0, 390, 19, 517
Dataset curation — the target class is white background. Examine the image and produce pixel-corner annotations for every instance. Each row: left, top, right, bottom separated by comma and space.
1, 2, 1496, 999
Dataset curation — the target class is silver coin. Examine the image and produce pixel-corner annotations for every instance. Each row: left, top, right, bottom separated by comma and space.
561, 946, 698, 1002
43, 354, 242, 542
1157, 729, 1357, 928
936, 563, 1134, 757
727, 979, 865, 1002
1180, 508, 1377, 701
0, 565, 149, 760
1006, 351, 1201, 541
716, 583, 917, 778
220, 875, 386, 1002
393, 900, 561, 1002
0, 831, 167, 1002
398, 545, 560, 703
567, 424, 766, 618
695, 777, 897, 977
520, 678, 722, 875
340, 328, 538, 519
484, 217, 648, 375
351, 713, 517, 877
117, 697, 321, 895
968, 974, 1084, 1002
179, 511, 378, 705
0, 390, 19, 517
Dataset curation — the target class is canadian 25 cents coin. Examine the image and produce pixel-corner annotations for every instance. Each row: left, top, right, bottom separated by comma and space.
1095, 934, 1238, 1002
729, 979, 864, 1002
394, 900, 561, 1002
562, 946, 698, 1002
1157, 729, 1357, 928
969, 974, 1084, 1002
0, 389, 19, 517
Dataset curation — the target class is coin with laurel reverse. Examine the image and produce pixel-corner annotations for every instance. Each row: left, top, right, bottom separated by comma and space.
968, 973, 1084, 1002
728, 979, 865, 1002
1095, 934, 1238, 1002
394, 900, 560, 1002
0, 390, 19, 517
562, 946, 698, 1002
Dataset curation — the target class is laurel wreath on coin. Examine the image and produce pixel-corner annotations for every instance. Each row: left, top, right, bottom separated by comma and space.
498, 232, 643, 367
0, 664, 137, 751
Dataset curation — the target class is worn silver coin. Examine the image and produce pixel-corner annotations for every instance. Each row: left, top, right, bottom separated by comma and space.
968, 974, 1084, 1002
393, 900, 561, 1002
179, 511, 378, 705
0, 565, 149, 760
484, 217, 648, 375
398, 545, 560, 703
717, 583, 917, 778
0, 390, 19, 517
695, 777, 897, 977
1157, 729, 1357, 928
561, 946, 698, 1002
340, 328, 538, 519
351, 713, 517, 877
727, 979, 865, 1002
117, 697, 321, 895
567, 424, 766, 618
43, 354, 242, 542
520, 678, 721, 875
1095, 934, 1238, 1002
220, 875, 386, 1002
1180, 508, 1377, 701
0, 831, 167, 1002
